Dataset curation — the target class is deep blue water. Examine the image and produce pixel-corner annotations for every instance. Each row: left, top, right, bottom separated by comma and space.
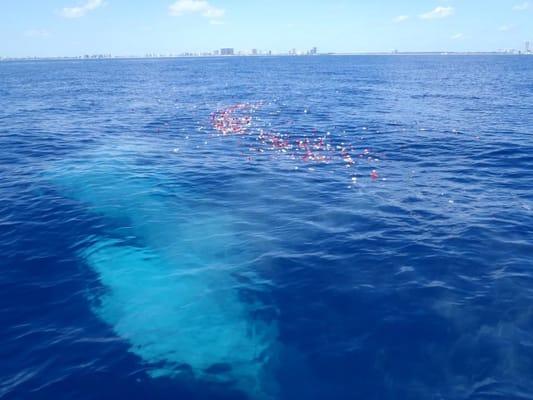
1, 55, 532, 400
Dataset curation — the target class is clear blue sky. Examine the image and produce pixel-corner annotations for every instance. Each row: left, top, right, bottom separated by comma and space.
1, 0, 532, 57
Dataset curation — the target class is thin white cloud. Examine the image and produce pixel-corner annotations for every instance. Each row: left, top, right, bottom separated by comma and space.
394, 15, 409, 23
498, 24, 515, 32
512, 2, 530, 10
451, 33, 464, 40
61, 0, 103, 18
169, 0, 224, 20
24, 29, 51, 38
420, 6, 454, 20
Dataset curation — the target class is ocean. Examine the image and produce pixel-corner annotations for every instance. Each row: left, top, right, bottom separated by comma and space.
0, 55, 532, 400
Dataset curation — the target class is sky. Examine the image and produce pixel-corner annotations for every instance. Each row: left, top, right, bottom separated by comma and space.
1, 0, 532, 57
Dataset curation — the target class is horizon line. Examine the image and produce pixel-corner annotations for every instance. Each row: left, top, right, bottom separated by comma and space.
2, 51, 533, 61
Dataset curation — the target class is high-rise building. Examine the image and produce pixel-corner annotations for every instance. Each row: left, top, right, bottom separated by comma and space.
526, 41, 531, 53
251, 49, 258, 55
310, 47, 318, 55
220, 48, 234, 56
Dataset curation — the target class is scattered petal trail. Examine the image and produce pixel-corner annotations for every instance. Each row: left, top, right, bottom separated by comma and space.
210, 102, 382, 182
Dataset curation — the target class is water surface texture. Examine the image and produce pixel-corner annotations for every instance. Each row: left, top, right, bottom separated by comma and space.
1, 56, 532, 400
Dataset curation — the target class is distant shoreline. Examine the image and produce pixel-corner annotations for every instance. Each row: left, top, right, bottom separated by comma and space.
1, 52, 532, 62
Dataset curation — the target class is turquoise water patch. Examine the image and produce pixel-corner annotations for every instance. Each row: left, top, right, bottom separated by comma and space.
48, 154, 278, 398
83, 240, 275, 392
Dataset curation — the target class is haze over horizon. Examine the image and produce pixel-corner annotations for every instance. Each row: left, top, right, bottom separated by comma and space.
1, 0, 532, 57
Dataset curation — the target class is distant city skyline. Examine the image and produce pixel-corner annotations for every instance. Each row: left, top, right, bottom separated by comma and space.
1, 0, 532, 58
